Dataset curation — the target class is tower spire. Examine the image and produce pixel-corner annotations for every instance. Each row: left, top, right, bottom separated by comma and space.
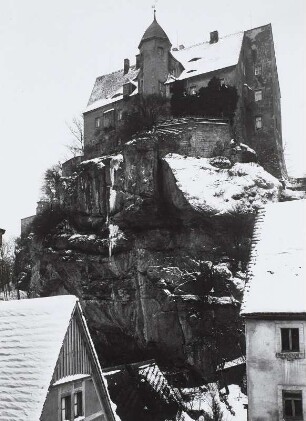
152, 1, 157, 21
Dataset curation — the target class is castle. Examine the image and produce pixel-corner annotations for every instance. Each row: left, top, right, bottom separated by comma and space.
83, 14, 286, 178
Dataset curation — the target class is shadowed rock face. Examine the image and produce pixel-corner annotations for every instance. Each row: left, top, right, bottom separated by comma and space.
16, 130, 281, 383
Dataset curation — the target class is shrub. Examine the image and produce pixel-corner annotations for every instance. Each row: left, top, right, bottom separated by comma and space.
31, 204, 69, 239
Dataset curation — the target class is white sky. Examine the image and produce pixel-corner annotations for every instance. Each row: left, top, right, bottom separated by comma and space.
0, 0, 305, 239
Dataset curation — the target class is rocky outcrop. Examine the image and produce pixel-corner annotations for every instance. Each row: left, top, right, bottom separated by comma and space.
16, 129, 283, 383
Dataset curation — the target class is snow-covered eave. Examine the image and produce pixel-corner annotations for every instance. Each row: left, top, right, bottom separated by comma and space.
241, 311, 306, 320
83, 95, 123, 114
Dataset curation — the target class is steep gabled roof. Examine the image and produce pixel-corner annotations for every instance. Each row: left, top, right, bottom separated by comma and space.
241, 199, 306, 316
0, 295, 77, 420
0, 295, 116, 421
85, 66, 139, 113
171, 31, 244, 81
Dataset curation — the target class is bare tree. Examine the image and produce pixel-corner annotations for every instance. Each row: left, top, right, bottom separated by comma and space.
66, 115, 84, 157
0, 238, 15, 297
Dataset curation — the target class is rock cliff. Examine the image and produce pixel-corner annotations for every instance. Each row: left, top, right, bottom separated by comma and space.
16, 129, 283, 383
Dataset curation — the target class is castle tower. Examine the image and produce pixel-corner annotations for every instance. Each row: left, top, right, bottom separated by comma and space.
137, 12, 172, 96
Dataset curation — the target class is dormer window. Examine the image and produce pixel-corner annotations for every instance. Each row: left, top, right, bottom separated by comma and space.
189, 57, 201, 62
187, 69, 196, 73
157, 47, 164, 57
190, 86, 197, 95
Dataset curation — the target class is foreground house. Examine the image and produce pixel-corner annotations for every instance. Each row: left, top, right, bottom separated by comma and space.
241, 199, 306, 420
0, 295, 116, 421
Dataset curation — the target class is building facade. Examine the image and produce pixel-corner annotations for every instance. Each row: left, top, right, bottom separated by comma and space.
241, 200, 306, 421
83, 16, 285, 178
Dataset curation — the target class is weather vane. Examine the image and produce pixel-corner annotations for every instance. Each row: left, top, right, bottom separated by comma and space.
152, 0, 158, 19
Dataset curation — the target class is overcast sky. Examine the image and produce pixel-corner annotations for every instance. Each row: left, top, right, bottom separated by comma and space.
0, 0, 305, 239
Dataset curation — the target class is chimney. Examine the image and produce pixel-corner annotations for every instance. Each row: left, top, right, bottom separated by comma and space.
210, 30, 219, 44
124, 58, 130, 75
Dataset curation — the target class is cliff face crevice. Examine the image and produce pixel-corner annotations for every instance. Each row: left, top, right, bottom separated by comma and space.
16, 130, 283, 382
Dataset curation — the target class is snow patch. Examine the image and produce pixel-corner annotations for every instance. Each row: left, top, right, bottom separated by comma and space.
164, 153, 280, 215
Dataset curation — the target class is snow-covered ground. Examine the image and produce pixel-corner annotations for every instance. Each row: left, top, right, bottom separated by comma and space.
181, 383, 247, 421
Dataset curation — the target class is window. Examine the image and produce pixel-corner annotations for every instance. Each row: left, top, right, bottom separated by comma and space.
281, 328, 300, 352
241, 62, 245, 76
283, 390, 303, 420
103, 109, 114, 128
157, 47, 164, 57
255, 65, 262, 76
74, 391, 83, 418
95, 117, 101, 129
158, 81, 165, 96
255, 116, 262, 130
61, 396, 71, 421
190, 85, 197, 95
220, 78, 225, 86
117, 109, 123, 121
255, 90, 262, 101
139, 79, 144, 92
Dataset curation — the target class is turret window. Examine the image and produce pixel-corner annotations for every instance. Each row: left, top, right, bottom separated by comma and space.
255, 116, 262, 130
157, 47, 164, 57
255, 65, 262, 76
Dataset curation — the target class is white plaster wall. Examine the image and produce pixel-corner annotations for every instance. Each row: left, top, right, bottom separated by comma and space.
246, 318, 306, 421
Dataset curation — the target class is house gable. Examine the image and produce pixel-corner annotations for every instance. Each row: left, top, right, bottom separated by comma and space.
41, 303, 115, 421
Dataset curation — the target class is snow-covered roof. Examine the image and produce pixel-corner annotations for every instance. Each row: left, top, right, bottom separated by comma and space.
241, 199, 306, 316
171, 31, 244, 81
85, 66, 139, 113
0, 295, 77, 420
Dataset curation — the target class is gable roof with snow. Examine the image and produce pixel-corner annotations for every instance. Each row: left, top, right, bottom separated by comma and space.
85, 66, 139, 113
171, 31, 244, 81
0, 295, 115, 421
241, 199, 306, 316
0, 295, 77, 420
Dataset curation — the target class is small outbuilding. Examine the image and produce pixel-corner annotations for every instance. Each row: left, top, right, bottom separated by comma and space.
0, 295, 116, 421
241, 199, 306, 421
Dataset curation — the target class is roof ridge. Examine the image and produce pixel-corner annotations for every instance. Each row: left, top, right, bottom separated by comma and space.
96, 64, 137, 80
174, 30, 244, 52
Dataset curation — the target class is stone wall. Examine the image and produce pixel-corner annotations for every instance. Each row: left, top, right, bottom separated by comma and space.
240, 24, 285, 178
156, 118, 233, 159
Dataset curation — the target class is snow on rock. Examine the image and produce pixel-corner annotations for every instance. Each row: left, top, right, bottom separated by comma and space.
80, 157, 106, 169
164, 153, 281, 215
280, 188, 306, 201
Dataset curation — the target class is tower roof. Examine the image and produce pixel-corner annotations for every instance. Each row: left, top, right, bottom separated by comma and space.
139, 16, 171, 48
